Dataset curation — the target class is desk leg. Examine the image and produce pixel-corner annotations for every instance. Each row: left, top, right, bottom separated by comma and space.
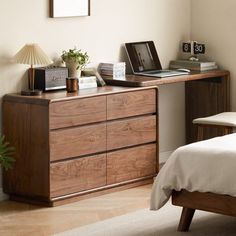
185, 75, 230, 143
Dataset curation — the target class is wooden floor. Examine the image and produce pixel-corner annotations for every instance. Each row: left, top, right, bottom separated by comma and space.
0, 184, 152, 236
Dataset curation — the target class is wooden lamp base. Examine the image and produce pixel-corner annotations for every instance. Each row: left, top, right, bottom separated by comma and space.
21, 67, 43, 96
21, 89, 42, 96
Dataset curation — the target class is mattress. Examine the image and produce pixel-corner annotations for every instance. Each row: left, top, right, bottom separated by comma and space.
150, 133, 236, 210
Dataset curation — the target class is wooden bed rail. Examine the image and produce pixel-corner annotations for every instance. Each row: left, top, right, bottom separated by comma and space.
172, 190, 236, 231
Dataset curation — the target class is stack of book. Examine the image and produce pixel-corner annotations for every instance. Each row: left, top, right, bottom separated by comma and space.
78, 76, 97, 89
169, 60, 218, 71
82, 68, 106, 87
99, 62, 126, 79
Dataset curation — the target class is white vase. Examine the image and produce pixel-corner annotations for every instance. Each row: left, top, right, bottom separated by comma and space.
65, 61, 82, 78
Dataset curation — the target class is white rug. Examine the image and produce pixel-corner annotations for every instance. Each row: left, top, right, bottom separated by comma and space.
56, 201, 236, 236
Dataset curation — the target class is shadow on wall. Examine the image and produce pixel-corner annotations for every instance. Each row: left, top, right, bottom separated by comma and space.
0, 51, 28, 95
0, 54, 28, 148
0, 55, 10, 66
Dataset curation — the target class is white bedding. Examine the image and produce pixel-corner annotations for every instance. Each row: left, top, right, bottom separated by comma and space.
150, 133, 236, 210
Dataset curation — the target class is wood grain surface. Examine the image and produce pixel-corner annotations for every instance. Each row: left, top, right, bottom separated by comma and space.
107, 89, 156, 120
2, 101, 49, 198
107, 144, 157, 184
185, 75, 230, 143
50, 123, 106, 161
50, 96, 106, 129
107, 115, 156, 150
50, 154, 106, 197
104, 70, 230, 87
2, 86, 159, 205
172, 190, 236, 217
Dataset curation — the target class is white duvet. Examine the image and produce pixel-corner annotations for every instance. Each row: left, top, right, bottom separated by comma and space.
150, 133, 236, 210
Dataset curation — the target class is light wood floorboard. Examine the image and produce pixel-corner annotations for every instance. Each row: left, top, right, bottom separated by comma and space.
0, 184, 152, 236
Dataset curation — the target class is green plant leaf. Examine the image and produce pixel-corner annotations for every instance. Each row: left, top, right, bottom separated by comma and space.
0, 135, 15, 170
61, 47, 90, 69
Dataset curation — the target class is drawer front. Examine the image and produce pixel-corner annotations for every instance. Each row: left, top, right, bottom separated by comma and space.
107, 116, 156, 150
50, 154, 106, 197
107, 144, 157, 185
50, 96, 106, 129
107, 89, 156, 120
50, 123, 106, 161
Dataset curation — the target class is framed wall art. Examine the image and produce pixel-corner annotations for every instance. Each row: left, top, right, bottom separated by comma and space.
50, 0, 90, 18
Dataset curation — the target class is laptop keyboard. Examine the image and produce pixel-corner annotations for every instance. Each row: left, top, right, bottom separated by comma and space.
146, 70, 171, 74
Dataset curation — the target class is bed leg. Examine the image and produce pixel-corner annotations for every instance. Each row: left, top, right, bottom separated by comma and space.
177, 207, 195, 232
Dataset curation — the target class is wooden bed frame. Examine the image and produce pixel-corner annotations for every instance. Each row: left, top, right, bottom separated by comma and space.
172, 190, 236, 231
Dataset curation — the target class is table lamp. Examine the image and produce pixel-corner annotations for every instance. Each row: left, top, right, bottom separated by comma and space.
13, 43, 53, 96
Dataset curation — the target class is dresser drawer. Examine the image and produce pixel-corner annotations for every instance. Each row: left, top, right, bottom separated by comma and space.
50, 96, 106, 129
50, 123, 106, 161
50, 154, 106, 197
107, 115, 156, 150
107, 89, 156, 120
107, 144, 157, 185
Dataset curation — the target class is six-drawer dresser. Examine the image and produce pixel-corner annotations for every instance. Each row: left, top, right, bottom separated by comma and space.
2, 86, 158, 206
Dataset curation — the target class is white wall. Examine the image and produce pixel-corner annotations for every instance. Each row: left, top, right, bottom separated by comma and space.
191, 0, 236, 110
0, 0, 191, 199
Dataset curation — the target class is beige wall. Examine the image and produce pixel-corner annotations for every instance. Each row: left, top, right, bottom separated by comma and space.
191, 0, 236, 110
0, 0, 191, 197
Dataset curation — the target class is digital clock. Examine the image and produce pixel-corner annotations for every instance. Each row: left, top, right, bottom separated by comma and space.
182, 41, 205, 61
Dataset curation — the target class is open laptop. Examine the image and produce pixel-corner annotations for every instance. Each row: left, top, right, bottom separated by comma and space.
125, 41, 189, 78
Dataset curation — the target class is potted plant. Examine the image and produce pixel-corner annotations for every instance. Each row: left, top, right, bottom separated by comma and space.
0, 135, 15, 170
61, 47, 89, 78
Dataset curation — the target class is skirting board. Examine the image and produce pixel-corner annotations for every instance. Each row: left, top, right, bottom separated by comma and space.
0, 188, 8, 201
159, 150, 173, 164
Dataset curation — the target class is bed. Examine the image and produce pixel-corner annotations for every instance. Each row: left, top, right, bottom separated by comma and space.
150, 133, 236, 231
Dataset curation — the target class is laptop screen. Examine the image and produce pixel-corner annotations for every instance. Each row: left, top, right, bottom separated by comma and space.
125, 41, 162, 73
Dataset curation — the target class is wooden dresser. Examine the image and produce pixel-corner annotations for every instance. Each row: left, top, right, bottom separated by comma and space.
2, 86, 158, 206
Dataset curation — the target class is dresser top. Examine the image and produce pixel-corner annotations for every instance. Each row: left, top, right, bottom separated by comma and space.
3, 85, 158, 105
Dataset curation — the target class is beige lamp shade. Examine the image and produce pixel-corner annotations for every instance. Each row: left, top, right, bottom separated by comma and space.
13, 44, 53, 96
13, 43, 53, 66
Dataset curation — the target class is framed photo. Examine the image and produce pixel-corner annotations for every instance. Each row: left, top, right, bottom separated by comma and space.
50, 0, 90, 18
